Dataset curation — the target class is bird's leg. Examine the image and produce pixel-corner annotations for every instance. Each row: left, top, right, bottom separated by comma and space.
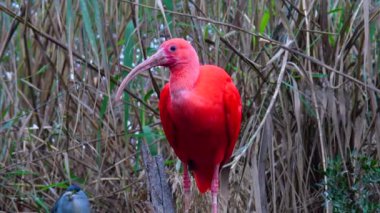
183, 163, 191, 212
211, 164, 220, 213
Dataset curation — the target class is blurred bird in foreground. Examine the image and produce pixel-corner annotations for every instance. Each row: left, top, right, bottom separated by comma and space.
51, 184, 91, 213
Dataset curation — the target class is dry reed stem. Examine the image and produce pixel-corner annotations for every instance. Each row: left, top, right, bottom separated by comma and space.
0, 1, 379, 212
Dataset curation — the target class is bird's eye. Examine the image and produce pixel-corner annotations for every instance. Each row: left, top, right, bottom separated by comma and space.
169, 45, 176, 52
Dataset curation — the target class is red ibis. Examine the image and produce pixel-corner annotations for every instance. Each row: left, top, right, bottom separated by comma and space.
116, 38, 242, 213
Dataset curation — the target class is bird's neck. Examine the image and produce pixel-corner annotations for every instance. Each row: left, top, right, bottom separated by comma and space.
169, 60, 200, 93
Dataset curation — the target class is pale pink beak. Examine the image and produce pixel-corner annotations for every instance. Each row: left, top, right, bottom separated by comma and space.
115, 48, 167, 101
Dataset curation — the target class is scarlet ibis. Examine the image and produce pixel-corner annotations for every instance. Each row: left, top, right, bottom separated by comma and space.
116, 38, 241, 213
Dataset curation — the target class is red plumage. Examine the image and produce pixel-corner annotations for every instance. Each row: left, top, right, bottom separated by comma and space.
159, 65, 241, 192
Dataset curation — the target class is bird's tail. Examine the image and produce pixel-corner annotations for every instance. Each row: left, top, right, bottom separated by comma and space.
193, 165, 214, 193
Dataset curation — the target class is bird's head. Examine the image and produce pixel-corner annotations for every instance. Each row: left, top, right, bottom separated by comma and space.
159, 38, 199, 67
65, 184, 82, 201
66, 184, 81, 193
115, 38, 199, 101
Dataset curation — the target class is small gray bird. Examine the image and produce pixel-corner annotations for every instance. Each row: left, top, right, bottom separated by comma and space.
51, 184, 91, 213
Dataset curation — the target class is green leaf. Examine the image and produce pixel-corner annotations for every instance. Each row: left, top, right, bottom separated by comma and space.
36, 65, 49, 75
93, 0, 108, 66
40, 182, 68, 191
99, 95, 108, 120
41, 177, 84, 191
79, 0, 100, 65
66, 0, 74, 44
164, 159, 176, 166
5, 169, 35, 178
142, 125, 157, 156
144, 90, 154, 102
33, 195, 50, 213
123, 21, 136, 68
328, 7, 343, 14
0, 119, 14, 132
163, 0, 174, 33
259, 10, 270, 34
311, 73, 328, 79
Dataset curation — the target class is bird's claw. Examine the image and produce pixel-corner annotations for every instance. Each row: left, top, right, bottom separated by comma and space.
184, 190, 191, 212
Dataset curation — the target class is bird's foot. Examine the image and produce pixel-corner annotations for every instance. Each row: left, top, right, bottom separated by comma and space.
184, 191, 191, 212
211, 165, 220, 213
211, 192, 218, 213
183, 163, 191, 212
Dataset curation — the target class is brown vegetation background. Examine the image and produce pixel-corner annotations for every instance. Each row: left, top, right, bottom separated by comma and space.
0, 0, 379, 212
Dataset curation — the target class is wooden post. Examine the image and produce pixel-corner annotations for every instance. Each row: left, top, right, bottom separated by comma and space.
141, 141, 175, 213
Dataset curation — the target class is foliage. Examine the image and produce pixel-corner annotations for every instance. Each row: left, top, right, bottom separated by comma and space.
324, 154, 380, 212
0, 0, 379, 212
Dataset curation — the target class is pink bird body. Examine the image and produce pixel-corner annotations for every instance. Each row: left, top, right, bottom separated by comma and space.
116, 38, 242, 212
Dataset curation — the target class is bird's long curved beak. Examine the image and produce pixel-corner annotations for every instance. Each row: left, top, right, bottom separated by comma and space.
115, 49, 166, 101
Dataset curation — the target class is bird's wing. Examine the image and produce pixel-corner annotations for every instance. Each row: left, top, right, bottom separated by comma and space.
51, 200, 58, 213
159, 84, 177, 150
222, 80, 242, 164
